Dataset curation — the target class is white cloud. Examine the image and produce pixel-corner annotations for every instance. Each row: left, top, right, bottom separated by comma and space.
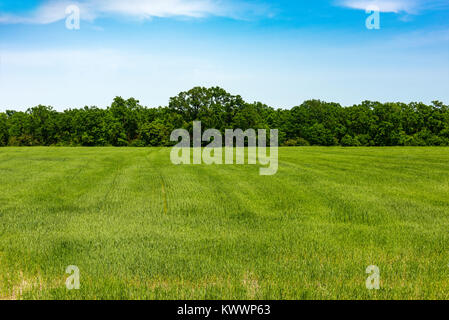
0, 0, 264, 24
337, 0, 449, 13
337, 0, 418, 13
0, 1, 93, 24
100, 0, 219, 18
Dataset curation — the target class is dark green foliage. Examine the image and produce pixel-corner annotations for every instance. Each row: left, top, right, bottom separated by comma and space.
0, 113, 8, 146
1, 87, 448, 146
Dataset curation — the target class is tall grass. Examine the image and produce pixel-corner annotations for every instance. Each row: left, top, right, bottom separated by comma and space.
0, 147, 448, 299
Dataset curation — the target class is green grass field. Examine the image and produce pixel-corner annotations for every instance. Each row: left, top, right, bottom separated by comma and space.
0, 147, 449, 300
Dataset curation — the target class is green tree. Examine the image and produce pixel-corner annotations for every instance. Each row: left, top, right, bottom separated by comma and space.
0, 87, 448, 148
0, 113, 8, 146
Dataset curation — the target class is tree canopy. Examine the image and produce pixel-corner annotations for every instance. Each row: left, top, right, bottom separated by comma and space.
1, 87, 448, 147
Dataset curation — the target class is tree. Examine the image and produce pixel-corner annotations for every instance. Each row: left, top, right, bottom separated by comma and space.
0, 87, 448, 148
26, 105, 58, 145
0, 113, 8, 146
168, 86, 246, 131
304, 123, 335, 146
139, 119, 172, 146
109, 97, 141, 144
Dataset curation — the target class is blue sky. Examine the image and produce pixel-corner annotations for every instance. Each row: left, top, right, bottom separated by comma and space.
0, 0, 448, 111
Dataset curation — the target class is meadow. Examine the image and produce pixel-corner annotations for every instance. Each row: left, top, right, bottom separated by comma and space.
0, 147, 448, 300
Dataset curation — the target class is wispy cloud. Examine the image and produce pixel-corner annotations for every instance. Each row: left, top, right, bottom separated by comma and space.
337, 0, 449, 14
0, 0, 268, 24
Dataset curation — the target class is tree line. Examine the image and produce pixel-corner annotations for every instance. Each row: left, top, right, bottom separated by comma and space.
1, 86, 448, 147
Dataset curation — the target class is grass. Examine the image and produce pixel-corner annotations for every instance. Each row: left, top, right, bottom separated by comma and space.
0, 147, 449, 300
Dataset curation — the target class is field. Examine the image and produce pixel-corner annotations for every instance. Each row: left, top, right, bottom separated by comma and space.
0, 147, 449, 300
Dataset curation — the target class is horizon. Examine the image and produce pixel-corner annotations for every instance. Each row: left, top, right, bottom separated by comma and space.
1, 86, 448, 112
1, 0, 449, 111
